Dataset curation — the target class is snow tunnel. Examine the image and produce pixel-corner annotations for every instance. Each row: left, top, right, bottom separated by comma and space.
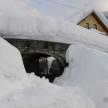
22, 52, 66, 82
5, 38, 68, 82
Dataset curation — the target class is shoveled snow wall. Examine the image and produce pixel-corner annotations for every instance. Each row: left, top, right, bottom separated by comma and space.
0, 37, 28, 98
0, 16, 108, 53
0, 37, 95, 108
54, 45, 108, 108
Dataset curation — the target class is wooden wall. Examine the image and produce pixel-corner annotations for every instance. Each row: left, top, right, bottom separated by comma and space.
78, 13, 108, 35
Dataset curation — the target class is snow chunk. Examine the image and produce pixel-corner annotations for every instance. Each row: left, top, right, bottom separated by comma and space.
0, 37, 26, 79
0, 37, 29, 98
54, 45, 108, 108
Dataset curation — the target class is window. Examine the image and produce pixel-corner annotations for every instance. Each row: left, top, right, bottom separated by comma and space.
93, 24, 97, 29
84, 23, 89, 29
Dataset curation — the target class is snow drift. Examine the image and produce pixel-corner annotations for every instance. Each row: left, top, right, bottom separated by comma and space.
0, 37, 95, 108
54, 45, 108, 108
1, 15, 108, 53
0, 37, 28, 98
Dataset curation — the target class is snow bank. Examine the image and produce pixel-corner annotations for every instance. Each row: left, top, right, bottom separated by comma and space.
0, 37, 28, 98
0, 37, 95, 108
0, 37, 26, 78
1, 16, 108, 53
54, 45, 108, 108
0, 85, 95, 108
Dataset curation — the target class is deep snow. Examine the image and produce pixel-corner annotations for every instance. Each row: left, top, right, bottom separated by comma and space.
1, 15, 108, 54
54, 45, 108, 108
0, 0, 107, 107
0, 37, 95, 108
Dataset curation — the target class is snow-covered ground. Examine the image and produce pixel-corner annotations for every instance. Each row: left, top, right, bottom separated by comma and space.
0, 37, 95, 108
54, 45, 108, 108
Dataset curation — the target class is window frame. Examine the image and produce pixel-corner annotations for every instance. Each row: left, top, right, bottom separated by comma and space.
93, 24, 97, 29
84, 23, 90, 29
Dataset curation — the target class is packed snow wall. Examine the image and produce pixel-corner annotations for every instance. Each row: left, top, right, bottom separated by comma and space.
1, 16, 108, 53
0, 37, 27, 98
54, 45, 108, 108
0, 37, 95, 108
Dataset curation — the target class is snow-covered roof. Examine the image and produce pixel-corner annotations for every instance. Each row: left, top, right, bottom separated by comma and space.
68, 9, 108, 29
1, 15, 108, 53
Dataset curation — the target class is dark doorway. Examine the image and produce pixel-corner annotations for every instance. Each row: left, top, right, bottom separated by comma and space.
22, 53, 64, 82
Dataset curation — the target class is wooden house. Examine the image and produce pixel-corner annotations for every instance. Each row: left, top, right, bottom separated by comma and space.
68, 9, 108, 35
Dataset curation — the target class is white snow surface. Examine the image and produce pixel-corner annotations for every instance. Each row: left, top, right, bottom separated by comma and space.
0, 37, 95, 108
1, 16, 108, 53
54, 45, 108, 108
0, 36, 27, 98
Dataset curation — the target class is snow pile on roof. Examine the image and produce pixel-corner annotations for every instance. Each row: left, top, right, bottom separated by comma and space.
94, 10, 108, 29
1, 15, 108, 53
54, 45, 108, 108
0, 37, 95, 108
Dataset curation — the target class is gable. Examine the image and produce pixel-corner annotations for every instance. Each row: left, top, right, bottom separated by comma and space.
78, 13, 108, 35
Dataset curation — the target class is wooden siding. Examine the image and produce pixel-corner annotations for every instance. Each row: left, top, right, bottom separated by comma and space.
78, 13, 108, 35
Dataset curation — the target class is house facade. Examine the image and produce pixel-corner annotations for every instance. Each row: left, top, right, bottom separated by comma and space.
68, 10, 108, 35
78, 12, 108, 35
